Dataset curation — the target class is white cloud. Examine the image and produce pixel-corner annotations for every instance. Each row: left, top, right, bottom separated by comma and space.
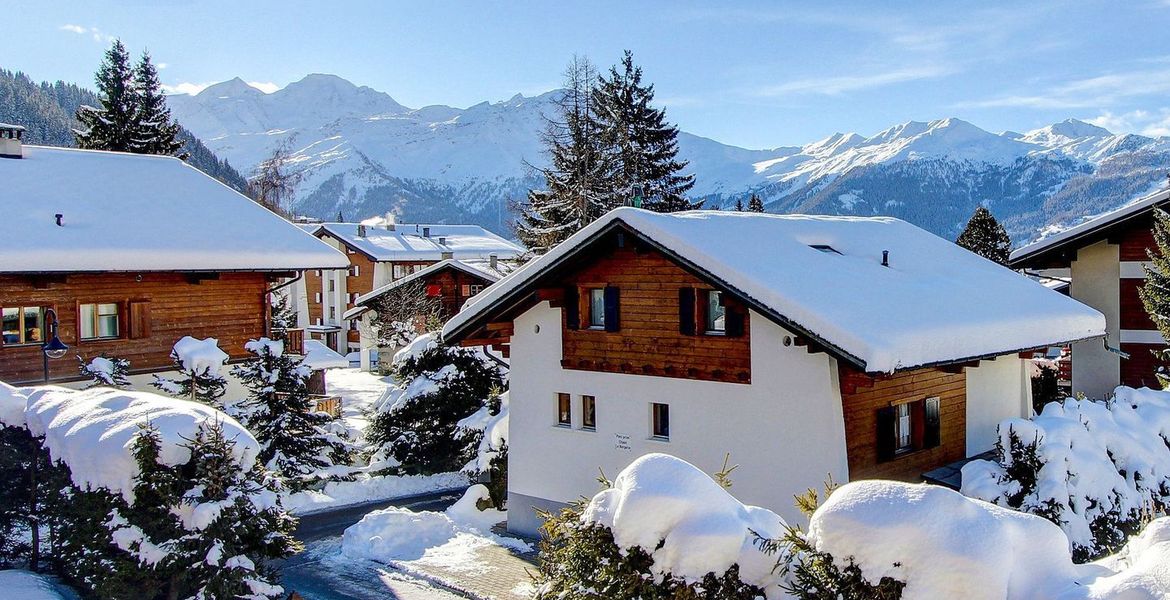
60, 24, 113, 44
59, 24, 87, 34
956, 66, 1170, 109
161, 80, 281, 96
156, 62, 168, 70
247, 81, 280, 94
1086, 109, 1170, 137
753, 66, 951, 97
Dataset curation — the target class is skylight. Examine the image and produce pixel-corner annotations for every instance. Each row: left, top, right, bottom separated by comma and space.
809, 244, 841, 255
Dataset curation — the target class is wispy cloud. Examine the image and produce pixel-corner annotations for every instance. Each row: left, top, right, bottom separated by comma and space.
161, 80, 280, 96
248, 81, 280, 94
156, 62, 168, 70
955, 66, 1170, 109
1087, 109, 1170, 137
752, 66, 951, 97
60, 24, 113, 44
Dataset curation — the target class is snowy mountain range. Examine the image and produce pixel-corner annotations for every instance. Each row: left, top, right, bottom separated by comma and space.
169, 74, 1170, 242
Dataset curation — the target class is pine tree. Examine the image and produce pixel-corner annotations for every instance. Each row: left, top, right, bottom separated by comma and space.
74, 40, 137, 152
516, 56, 613, 253
151, 345, 228, 408
748, 193, 765, 213
78, 353, 131, 388
591, 50, 698, 213
734, 198, 745, 211
956, 206, 1012, 265
1139, 208, 1170, 387
130, 51, 183, 156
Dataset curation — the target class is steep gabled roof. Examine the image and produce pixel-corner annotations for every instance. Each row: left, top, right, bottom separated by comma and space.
1010, 188, 1170, 268
443, 208, 1105, 374
342, 258, 509, 320
312, 220, 523, 263
0, 146, 348, 273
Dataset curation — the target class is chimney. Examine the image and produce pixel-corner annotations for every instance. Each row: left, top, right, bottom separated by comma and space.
357, 224, 367, 237
383, 212, 396, 231
441, 251, 454, 260
0, 123, 25, 159
55, 213, 63, 227
881, 250, 889, 267
438, 236, 447, 246
489, 254, 498, 270
422, 227, 431, 238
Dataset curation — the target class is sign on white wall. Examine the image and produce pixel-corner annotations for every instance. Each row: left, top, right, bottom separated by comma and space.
615, 433, 631, 451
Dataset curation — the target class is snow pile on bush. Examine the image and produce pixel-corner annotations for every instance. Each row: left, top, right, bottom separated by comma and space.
581, 453, 787, 593
807, 480, 1170, 600
961, 386, 1170, 557
8, 385, 257, 503
456, 390, 508, 474
172, 335, 229, 375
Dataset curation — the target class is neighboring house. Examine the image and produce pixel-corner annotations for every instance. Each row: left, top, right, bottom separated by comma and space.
1010, 188, 1170, 398
342, 257, 513, 364
441, 207, 1105, 534
292, 218, 523, 359
0, 131, 349, 384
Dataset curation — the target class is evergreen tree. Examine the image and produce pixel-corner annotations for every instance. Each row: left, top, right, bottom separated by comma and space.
151, 344, 228, 408
130, 51, 183, 156
74, 40, 138, 152
748, 193, 765, 213
591, 50, 698, 213
734, 198, 745, 211
956, 206, 1012, 265
78, 354, 131, 388
1139, 209, 1170, 387
516, 56, 613, 253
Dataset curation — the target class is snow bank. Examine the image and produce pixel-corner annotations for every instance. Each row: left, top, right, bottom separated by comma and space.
0, 570, 67, 600
0, 381, 27, 426
283, 471, 468, 515
962, 386, 1170, 551
18, 386, 258, 503
172, 336, 229, 376
1072, 517, 1170, 599
581, 453, 786, 592
456, 391, 509, 474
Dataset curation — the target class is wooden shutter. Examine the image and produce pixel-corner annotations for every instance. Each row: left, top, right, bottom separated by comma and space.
923, 397, 942, 449
876, 406, 896, 462
604, 286, 620, 332
678, 288, 696, 335
564, 286, 580, 330
128, 301, 152, 339
725, 306, 745, 337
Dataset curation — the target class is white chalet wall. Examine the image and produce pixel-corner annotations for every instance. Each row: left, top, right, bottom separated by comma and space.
965, 356, 1031, 455
506, 301, 849, 533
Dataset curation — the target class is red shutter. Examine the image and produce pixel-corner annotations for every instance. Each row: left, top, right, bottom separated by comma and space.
426, 284, 442, 297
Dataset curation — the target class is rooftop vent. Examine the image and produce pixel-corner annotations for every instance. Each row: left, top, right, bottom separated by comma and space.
55, 213, 63, 227
809, 244, 841, 255
489, 254, 498, 270
441, 251, 454, 260
0, 123, 24, 159
438, 236, 447, 245
882, 250, 890, 267
357, 224, 367, 237
422, 227, 431, 238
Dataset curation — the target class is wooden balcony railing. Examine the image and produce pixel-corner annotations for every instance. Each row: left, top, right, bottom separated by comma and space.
284, 328, 305, 355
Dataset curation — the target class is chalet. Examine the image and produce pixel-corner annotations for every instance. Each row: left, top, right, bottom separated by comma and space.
1010, 188, 1170, 398
0, 132, 349, 385
293, 218, 523, 358
441, 207, 1105, 535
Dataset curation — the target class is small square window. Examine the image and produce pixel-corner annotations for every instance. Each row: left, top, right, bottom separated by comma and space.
705, 290, 725, 333
557, 393, 572, 427
469, 284, 484, 296
588, 288, 605, 328
652, 403, 670, 440
582, 395, 596, 430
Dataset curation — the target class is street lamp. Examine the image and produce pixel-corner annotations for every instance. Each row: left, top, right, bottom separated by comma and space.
41, 308, 68, 383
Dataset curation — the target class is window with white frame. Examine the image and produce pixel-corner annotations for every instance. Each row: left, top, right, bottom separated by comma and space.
79, 303, 120, 340
588, 288, 605, 328
705, 290, 725, 333
556, 393, 571, 426
652, 403, 670, 440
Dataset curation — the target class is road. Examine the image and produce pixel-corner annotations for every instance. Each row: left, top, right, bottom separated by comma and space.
276, 490, 469, 600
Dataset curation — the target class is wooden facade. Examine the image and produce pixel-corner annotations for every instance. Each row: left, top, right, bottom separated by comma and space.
0, 272, 269, 384
419, 266, 494, 320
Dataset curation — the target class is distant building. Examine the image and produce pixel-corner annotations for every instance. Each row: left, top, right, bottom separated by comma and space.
0, 129, 348, 384
1011, 188, 1170, 397
293, 218, 523, 363
442, 207, 1104, 536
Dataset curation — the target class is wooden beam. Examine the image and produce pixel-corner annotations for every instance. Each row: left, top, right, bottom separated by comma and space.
185, 272, 220, 285
485, 322, 515, 336
28, 274, 68, 289
536, 288, 565, 308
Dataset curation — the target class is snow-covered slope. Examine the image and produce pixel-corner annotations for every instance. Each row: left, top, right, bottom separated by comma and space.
169, 76, 1170, 242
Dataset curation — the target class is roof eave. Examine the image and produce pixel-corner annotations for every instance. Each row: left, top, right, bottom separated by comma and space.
875, 332, 1105, 376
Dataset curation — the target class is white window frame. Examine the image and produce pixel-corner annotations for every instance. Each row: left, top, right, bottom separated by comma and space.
588, 288, 605, 329
556, 393, 572, 427
705, 290, 725, 334
79, 302, 120, 340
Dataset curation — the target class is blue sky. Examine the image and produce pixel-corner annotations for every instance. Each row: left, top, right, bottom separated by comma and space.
7, 0, 1170, 148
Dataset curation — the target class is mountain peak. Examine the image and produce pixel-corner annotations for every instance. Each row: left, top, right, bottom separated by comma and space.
197, 77, 263, 98
1026, 118, 1113, 141
287, 73, 358, 91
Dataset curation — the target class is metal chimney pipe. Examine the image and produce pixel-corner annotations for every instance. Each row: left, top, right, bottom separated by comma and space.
55, 213, 63, 227
881, 250, 889, 267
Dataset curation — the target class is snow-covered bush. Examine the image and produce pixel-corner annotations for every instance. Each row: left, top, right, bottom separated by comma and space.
366, 333, 506, 475
230, 338, 357, 490
0, 383, 296, 599
151, 336, 229, 407
962, 386, 1170, 561
77, 354, 131, 388
534, 453, 785, 600
455, 388, 508, 507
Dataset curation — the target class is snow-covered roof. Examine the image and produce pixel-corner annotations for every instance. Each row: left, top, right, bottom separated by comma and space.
312, 220, 523, 262
301, 339, 350, 370
343, 258, 509, 320
443, 207, 1105, 373
0, 146, 349, 273
1010, 188, 1170, 266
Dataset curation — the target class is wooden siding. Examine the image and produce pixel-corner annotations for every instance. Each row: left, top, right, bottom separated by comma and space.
1120, 342, 1168, 389
1119, 218, 1157, 262
422, 268, 494, 320
559, 245, 751, 384
1, 273, 268, 384
1120, 278, 1158, 330
840, 365, 967, 481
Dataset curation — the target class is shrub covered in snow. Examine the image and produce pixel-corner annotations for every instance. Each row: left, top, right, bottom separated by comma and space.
455, 388, 508, 507
151, 336, 229, 407
534, 453, 786, 600
77, 354, 131, 388
366, 333, 506, 475
962, 386, 1170, 561
0, 383, 296, 599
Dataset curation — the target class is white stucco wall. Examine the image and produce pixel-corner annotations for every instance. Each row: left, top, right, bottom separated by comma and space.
507, 302, 850, 530
1070, 241, 1120, 399
965, 356, 1031, 455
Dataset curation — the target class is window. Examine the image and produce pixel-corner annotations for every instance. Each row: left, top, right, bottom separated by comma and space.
351, 265, 360, 277
877, 397, 941, 462
588, 288, 605, 328
328, 279, 336, 292
582, 395, 596, 430
894, 403, 912, 452
2, 306, 46, 345
809, 244, 841, 255
315, 270, 322, 277
469, 284, 484, 296
652, 403, 670, 439
394, 264, 406, 279
80, 303, 119, 340
314, 292, 322, 304
705, 290, 725, 333
557, 393, 572, 426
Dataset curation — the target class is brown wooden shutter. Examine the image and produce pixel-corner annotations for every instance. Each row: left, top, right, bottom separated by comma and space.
725, 303, 745, 337
876, 406, 896, 462
604, 286, 620, 332
128, 301, 152, 339
564, 286, 580, 330
923, 397, 942, 449
678, 288, 696, 335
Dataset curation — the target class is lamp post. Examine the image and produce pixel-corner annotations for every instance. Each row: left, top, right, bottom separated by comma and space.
41, 308, 68, 383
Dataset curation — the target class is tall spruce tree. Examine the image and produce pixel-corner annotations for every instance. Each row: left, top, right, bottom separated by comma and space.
74, 40, 137, 152
591, 50, 698, 213
748, 193, 765, 213
516, 56, 612, 253
1139, 209, 1170, 386
131, 51, 182, 156
956, 206, 1012, 265
734, 198, 745, 211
